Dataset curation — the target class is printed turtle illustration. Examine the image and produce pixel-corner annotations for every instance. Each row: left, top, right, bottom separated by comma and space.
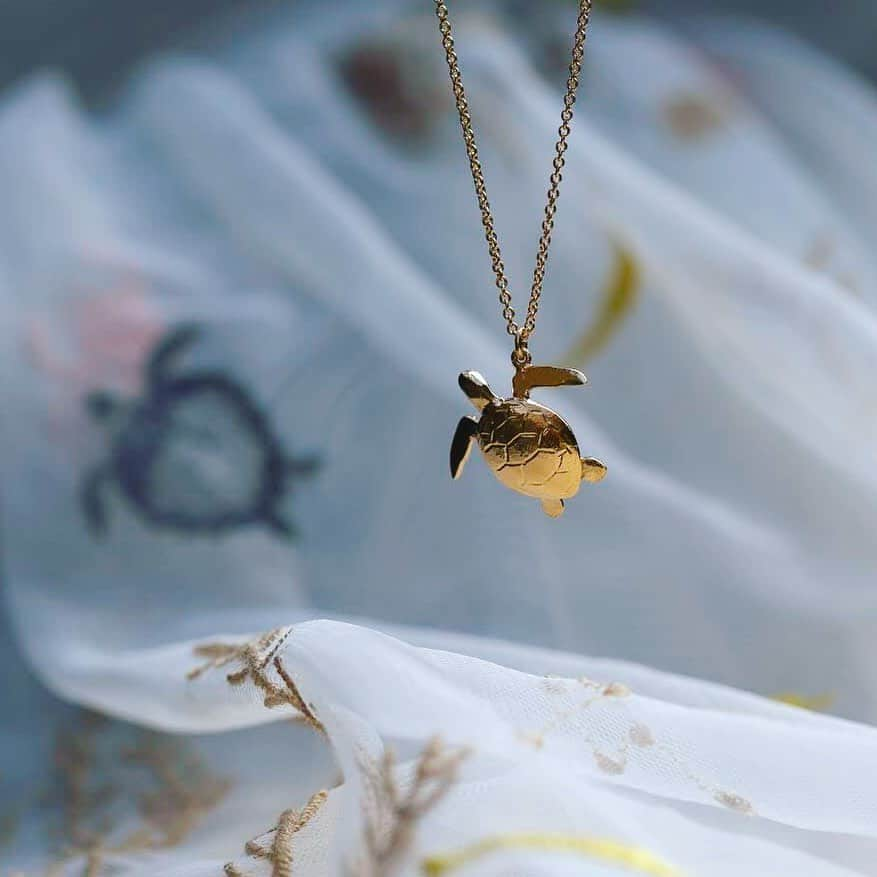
450, 365, 606, 517
80, 324, 318, 538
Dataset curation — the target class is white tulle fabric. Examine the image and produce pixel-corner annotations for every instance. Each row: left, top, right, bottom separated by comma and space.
3, 2, 877, 874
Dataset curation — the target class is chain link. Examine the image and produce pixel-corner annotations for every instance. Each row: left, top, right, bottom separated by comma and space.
434, 0, 592, 357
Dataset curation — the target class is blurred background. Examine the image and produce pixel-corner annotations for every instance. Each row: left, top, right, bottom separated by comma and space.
2, 0, 877, 101
3, 0, 877, 872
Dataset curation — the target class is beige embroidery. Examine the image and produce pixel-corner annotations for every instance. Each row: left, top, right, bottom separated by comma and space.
350, 737, 469, 877
541, 675, 568, 695
713, 790, 754, 815
663, 93, 728, 141
225, 790, 329, 877
188, 628, 324, 733
520, 675, 634, 753
28, 710, 229, 876
125, 733, 230, 847
519, 675, 754, 812
648, 738, 756, 817
593, 752, 626, 775
186, 627, 291, 681
629, 723, 655, 748
578, 677, 630, 698
602, 682, 631, 698
517, 729, 545, 749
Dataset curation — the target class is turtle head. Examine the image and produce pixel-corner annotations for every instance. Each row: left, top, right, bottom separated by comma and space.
85, 390, 121, 423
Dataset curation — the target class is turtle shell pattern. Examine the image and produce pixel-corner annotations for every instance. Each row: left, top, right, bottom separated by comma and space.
112, 375, 290, 532
477, 398, 582, 500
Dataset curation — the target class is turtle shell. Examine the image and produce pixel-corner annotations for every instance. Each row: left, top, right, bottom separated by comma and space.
477, 398, 582, 500
111, 374, 289, 532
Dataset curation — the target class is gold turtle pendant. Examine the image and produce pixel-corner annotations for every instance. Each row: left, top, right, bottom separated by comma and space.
450, 364, 606, 517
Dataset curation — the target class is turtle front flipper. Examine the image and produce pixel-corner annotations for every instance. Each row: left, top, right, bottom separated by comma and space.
265, 509, 298, 540
581, 456, 607, 483
513, 365, 586, 399
459, 371, 498, 411
450, 416, 479, 479
541, 498, 565, 517
147, 324, 201, 387
80, 464, 112, 536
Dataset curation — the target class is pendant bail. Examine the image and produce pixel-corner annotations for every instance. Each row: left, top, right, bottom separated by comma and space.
511, 332, 532, 370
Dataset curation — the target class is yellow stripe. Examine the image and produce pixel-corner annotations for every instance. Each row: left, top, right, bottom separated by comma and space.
422, 833, 683, 877
562, 243, 640, 367
772, 692, 834, 712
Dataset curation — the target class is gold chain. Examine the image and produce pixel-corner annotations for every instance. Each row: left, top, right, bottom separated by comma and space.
434, 0, 593, 366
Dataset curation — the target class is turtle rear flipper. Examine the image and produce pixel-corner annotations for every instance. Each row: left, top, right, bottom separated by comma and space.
81, 465, 111, 536
541, 498, 565, 517
286, 454, 321, 479
450, 416, 478, 479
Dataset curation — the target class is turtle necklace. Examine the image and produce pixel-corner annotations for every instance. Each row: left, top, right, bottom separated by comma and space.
436, 0, 607, 517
